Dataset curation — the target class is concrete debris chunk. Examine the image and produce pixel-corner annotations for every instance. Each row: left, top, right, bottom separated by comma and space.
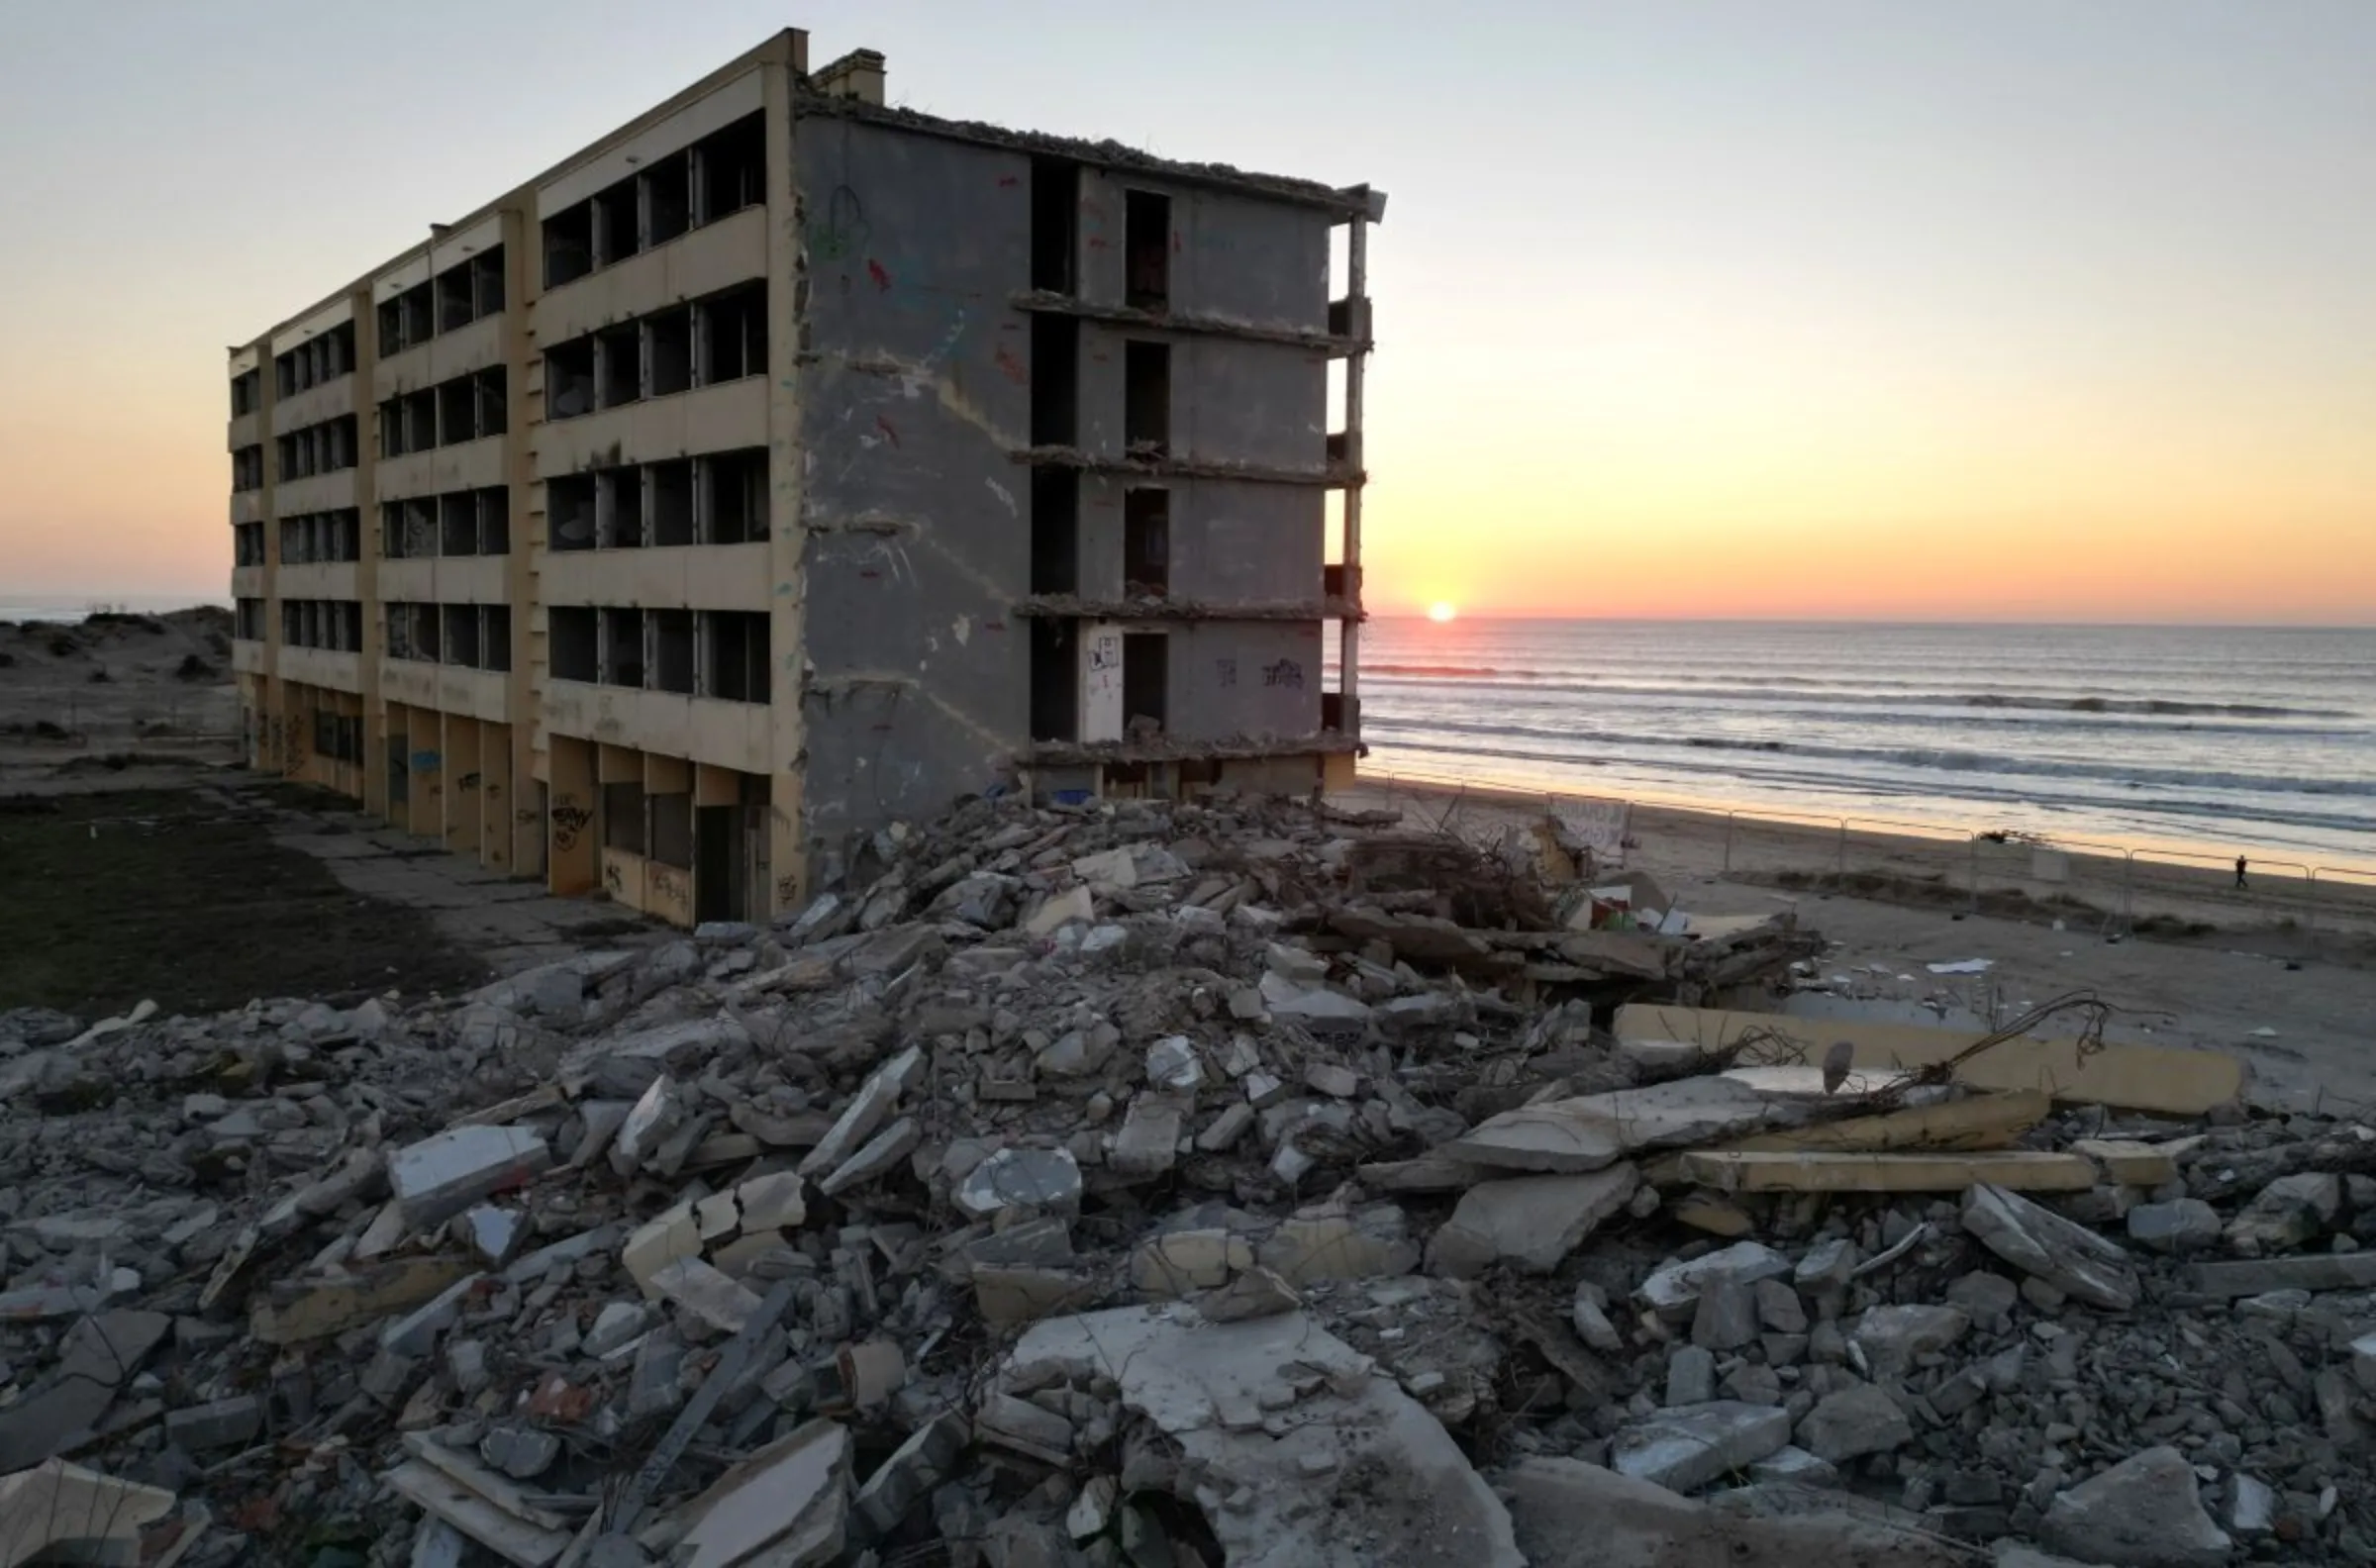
671, 1419, 851, 1568
1427, 1165, 1638, 1277
1796, 1385, 1914, 1464
1504, 1457, 1970, 1568
2036, 1445, 2231, 1568
389, 1125, 551, 1228
1962, 1182, 2139, 1310
798, 1045, 926, 1181
1013, 1306, 1525, 1567
1449, 1076, 1790, 1174
956, 1146, 1083, 1219
1638, 1241, 1793, 1322
0, 1458, 179, 1568
1611, 1400, 1794, 1495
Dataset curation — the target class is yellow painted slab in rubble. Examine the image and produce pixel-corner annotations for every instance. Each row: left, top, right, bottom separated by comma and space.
1614, 1005, 2244, 1117
1679, 1149, 2099, 1194
1725, 1090, 2052, 1154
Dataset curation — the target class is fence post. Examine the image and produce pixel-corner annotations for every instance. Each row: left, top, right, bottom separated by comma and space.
1836, 821, 1847, 878
1722, 814, 1735, 875
1968, 836, 1980, 915
2306, 869, 2319, 937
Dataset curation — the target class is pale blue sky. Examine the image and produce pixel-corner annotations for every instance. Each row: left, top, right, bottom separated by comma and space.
4, 2, 2371, 618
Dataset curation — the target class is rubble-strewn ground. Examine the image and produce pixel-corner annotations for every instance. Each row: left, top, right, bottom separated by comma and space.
5, 790, 2374, 1568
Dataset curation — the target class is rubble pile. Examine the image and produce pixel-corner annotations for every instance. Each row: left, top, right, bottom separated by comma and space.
1, 791, 2370, 1567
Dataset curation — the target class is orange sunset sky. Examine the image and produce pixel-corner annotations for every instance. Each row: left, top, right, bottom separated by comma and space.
2, 1, 2371, 623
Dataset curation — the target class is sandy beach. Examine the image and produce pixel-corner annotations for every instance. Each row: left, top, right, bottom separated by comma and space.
1343, 769, 2376, 1114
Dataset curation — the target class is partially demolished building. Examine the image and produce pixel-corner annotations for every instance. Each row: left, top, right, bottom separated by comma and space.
228, 27, 1382, 927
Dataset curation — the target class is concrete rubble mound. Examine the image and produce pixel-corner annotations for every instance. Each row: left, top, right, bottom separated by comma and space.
2, 790, 2373, 1564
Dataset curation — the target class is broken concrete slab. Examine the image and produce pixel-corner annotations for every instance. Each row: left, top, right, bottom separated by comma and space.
955, 1147, 1083, 1220
1963, 1183, 2138, 1311
1797, 1385, 1914, 1464
2185, 1250, 2376, 1298
819, 1115, 921, 1197
1425, 1165, 1638, 1277
1256, 971, 1373, 1033
1637, 1241, 1793, 1322
250, 1256, 477, 1345
1610, 1401, 1794, 1495
1012, 1306, 1525, 1568
672, 1419, 850, 1568
1680, 1150, 2097, 1195
1255, 1208, 1420, 1286
1851, 1304, 1970, 1379
850, 1412, 967, 1541
1615, 1005, 2245, 1116
1111, 1097, 1186, 1177
388, 1125, 551, 1229
0, 1458, 180, 1568
1502, 1457, 1972, 1568
797, 1045, 925, 1182
647, 1258, 764, 1334
1722, 1090, 2053, 1156
2126, 1198, 2222, 1254
1448, 1077, 1794, 1174
2036, 1445, 2231, 1568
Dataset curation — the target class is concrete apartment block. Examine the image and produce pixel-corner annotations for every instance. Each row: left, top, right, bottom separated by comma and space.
228, 29, 1382, 929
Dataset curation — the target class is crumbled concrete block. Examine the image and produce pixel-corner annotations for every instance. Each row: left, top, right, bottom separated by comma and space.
956, 1147, 1082, 1219
1130, 1228, 1252, 1297
380, 1274, 482, 1357
387, 1126, 549, 1228
1851, 1304, 1969, 1379
1256, 1208, 1420, 1286
163, 1393, 263, 1451
798, 1045, 926, 1182
1638, 1241, 1792, 1322
822, 1115, 921, 1196
1612, 1401, 1793, 1494
1197, 1102, 1256, 1152
1111, 1098, 1186, 1178
852, 1412, 968, 1540
1304, 1063, 1361, 1099
647, 1256, 764, 1334
2037, 1445, 2231, 1568
1025, 885, 1096, 935
1666, 1345, 1716, 1407
1963, 1182, 2138, 1310
1797, 1385, 1914, 1464
1429, 1167, 1639, 1278
2127, 1198, 2222, 1253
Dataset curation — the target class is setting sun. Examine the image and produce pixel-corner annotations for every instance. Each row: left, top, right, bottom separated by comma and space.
1428, 602, 1458, 623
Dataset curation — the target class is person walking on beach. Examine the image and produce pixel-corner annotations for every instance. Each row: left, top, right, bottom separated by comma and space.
2234, 855, 2248, 890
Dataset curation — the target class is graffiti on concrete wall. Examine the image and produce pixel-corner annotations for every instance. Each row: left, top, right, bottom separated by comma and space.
1216, 657, 1238, 689
647, 863, 690, 913
550, 800, 591, 852
1262, 658, 1305, 690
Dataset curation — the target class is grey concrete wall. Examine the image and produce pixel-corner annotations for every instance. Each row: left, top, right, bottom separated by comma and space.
794, 116, 1035, 847
1079, 477, 1320, 604
1161, 622, 1326, 741
1075, 329, 1326, 473
1075, 170, 1331, 332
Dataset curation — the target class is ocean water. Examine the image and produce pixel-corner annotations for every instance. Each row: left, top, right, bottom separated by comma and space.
1, 594, 227, 624
1353, 619, 2376, 868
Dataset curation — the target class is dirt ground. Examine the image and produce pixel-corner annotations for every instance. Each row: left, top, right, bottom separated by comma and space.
0, 784, 489, 1017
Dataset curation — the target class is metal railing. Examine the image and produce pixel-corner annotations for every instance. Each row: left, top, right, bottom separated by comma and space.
1343, 766, 2376, 944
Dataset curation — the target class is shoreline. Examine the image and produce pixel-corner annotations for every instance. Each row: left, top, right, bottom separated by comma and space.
1342, 767, 2376, 953
1351, 759, 2376, 881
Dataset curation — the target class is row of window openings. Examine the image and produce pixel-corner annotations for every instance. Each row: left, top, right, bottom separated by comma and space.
386, 603, 513, 671
384, 488, 510, 558
282, 510, 363, 564
544, 113, 764, 290
274, 323, 358, 400
550, 450, 766, 550
1032, 162, 1174, 311
548, 607, 768, 704
278, 417, 359, 481
380, 246, 506, 355
281, 600, 362, 652
1028, 475, 1172, 599
1028, 317, 1171, 455
545, 286, 764, 422
382, 367, 508, 457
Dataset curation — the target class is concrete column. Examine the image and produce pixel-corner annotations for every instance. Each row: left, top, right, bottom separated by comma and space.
760, 56, 811, 919
407, 709, 443, 839
499, 206, 544, 880
443, 714, 483, 856
547, 733, 598, 895
480, 720, 513, 873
